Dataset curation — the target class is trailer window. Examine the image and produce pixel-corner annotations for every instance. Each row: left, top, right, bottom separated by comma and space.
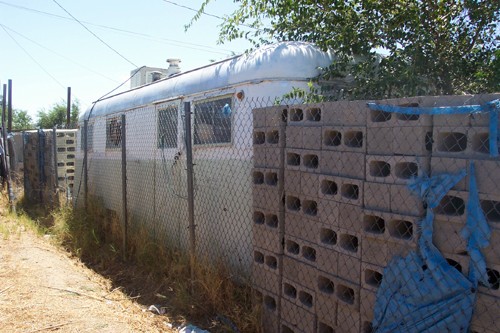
194, 97, 232, 145
158, 105, 178, 148
106, 116, 122, 149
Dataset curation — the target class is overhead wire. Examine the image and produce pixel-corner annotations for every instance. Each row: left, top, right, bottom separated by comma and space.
0, 0, 236, 55
0, 23, 119, 84
51, 0, 138, 68
0, 24, 66, 89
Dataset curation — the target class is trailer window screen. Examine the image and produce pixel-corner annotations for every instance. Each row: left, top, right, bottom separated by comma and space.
194, 97, 232, 145
158, 105, 178, 148
106, 116, 122, 149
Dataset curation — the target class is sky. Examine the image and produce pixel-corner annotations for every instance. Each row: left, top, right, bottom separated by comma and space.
0, 0, 253, 120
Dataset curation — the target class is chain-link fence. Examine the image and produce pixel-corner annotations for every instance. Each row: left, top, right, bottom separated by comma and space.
73, 93, 500, 333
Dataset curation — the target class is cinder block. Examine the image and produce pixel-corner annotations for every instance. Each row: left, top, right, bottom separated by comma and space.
253, 210, 283, 254
480, 193, 500, 227
286, 149, 302, 171
391, 183, 425, 217
301, 172, 320, 197
266, 147, 285, 169
285, 169, 302, 194
322, 126, 366, 153
300, 150, 321, 174
303, 126, 322, 150
253, 167, 282, 189
430, 156, 468, 191
283, 256, 317, 291
360, 288, 377, 324
337, 252, 361, 284
366, 127, 393, 155
322, 100, 368, 126
265, 126, 285, 148
316, 245, 339, 276
361, 263, 384, 292
336, 228, 362, 259
282, 278, 316, 313
284, 235, 318, 267
432, 126, 470, 156
317, 199, 339, 226
281, 300, 316, 333
478, 263, 500, 298
367, 97, 432, 127
253, 287, 280, 333
253, 107, 267, 128
362, 235, 391, 267
469, 127, 499, 157
252, 248, 282, 294
317, 316, 337, 333
474, 159, 500, 195
338, 203, 363, 233
316, 280, 338, 321
393, 126, 433, 156
336, 298, 361, 333
286, 126, 303, 149
470, 292, 500, 332
366, 155, 430, 184
265, 105, 288, 127
321, 151, 366, 180
254, 187, 284, 212
434, 190, 468, 223
364, 182, 391, 213
285, 213, 317, 244
483, 228, 500, 266
319, 175, 364, 206
288, 104, 323, 127
254, 129, 266, 146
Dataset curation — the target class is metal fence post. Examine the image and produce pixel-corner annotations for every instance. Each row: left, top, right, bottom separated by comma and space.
184, 102, 196, 288
83, 120, 88, 210
52, 128, 59, 200
121, 114, 127, 260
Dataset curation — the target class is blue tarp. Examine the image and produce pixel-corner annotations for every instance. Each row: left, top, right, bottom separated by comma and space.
372, 167, 490, 332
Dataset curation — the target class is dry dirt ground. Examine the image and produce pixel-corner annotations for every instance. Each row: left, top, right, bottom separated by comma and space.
0, 217, 175, 333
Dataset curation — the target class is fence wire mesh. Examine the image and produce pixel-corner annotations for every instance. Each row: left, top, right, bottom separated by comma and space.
72, 93, 500, 333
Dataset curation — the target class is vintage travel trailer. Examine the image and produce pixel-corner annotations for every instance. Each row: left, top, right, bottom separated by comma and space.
75, 41, 336, 272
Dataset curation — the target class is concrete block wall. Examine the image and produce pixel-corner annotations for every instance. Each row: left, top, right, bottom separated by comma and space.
252, 94, 500, 333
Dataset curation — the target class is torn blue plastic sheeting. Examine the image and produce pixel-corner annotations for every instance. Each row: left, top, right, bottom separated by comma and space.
372, 163, 491, 332
367, 99, 500, 157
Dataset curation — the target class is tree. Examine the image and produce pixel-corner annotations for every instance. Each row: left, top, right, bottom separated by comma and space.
12, 109, 35, 130
191, 0, 499, 98
37, 100, 80, 129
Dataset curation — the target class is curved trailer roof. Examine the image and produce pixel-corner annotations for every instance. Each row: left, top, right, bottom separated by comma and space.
81, 41, 335, 120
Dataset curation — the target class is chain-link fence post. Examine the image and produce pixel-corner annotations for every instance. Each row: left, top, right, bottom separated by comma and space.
184, 101, 196, 290
121, 114, 128, 260
83, 120, 88, 210
52, 127, 59, 198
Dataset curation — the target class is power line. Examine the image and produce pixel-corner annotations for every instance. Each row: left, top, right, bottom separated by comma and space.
0, 0, 236, 55
0, 25, 66, 89
51, 0, 138, 68
162, 0, 224, 20
0, 23, 119, 84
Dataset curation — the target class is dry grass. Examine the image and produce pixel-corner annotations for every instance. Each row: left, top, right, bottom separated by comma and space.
7, 192, 261, 333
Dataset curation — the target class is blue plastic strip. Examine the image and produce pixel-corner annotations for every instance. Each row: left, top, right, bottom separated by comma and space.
367, 99, 500, 158
461, 162, 491, 286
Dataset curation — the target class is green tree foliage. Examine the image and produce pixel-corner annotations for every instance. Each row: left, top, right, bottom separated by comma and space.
12, 109, 35, 130
191, 0, 499, 98
37, 100, 80, 129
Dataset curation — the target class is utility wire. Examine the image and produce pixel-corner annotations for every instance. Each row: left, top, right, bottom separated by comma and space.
0, 23, 119, 84
0, 1, 235, 55
51, 0, 138, 68
0, 25, 66, 89
162, 0, 224, 20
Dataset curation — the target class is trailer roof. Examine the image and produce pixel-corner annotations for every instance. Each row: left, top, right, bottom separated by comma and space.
81, 41, 335, 120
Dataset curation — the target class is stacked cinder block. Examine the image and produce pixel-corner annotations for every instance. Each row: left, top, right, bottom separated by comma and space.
252, 105, 287, 333
55, 129, 77, 192
425, 94, 500, 333
252, 94, 500, 333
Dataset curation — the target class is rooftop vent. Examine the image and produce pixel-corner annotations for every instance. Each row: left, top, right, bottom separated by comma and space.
166, 58, 181, 77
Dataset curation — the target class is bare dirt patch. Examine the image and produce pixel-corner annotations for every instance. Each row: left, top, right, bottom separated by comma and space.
0, 218, 174, 333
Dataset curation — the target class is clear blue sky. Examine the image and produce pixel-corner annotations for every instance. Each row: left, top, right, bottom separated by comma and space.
0, 0, 252, 120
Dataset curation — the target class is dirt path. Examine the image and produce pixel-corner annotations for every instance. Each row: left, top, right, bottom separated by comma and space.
0, 218, 174, 333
